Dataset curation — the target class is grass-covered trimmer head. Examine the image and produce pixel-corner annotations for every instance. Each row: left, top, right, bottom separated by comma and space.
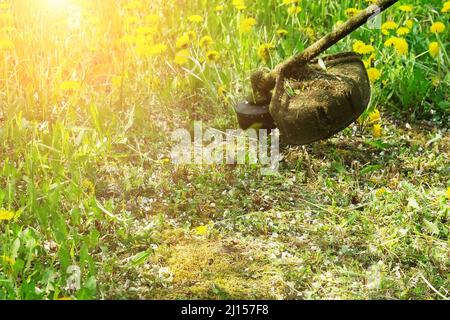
235, 0, 399, 145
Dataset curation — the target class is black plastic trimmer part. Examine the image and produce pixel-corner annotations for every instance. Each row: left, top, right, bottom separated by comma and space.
234, 102, 276, 130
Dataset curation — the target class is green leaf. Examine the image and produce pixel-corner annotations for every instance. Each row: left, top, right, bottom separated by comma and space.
76, 276, 97, 300
13, 258, 25, 274
52, 214, 68, 244
59, 245, 71, 272
84, 276, 97, 292
87, 230, 100, 249
11, 238, 21, 260
130, 251, 150, 266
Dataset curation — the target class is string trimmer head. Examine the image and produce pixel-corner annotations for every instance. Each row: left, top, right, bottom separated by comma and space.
234, 0, 399, 145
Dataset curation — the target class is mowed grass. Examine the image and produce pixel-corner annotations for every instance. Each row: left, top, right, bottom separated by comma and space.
0, 0, 449, 299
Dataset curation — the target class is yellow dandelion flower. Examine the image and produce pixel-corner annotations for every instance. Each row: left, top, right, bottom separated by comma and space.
367, 53, 376, 65
82, 179, 95, 195
367, 68, 381, 83
0, 209, 15, 221
200, 35, 213, 48
373, 124, 383, 138
430, 22, 445, 33
376, 188, 387, 197
305, 27, 315, 40
405, 19, 414, 29
185, 30, 197, 41
431, 77, 441, 87
136, 45, 150, 57
0, 13, 13, 24
432, 76, 442, 85
442, 2, 450, 13
232, 0, 247, 10
206, 50, 220, 62
257, 43, 275, 62
188, 15, 203, 23
217, 85, 227, 99
428, 42, 440, 58
176, 34, 190, 49
394, 38, 409, 56
195, 225, 208, 236
174, 49, 190, 66
277, 29, 288, 37
136, 26, 156, 36
396, 27, 410, 36
353, 40, 375, 55
60, 80, 81, 92
0, 255, 14, 265
360, 44, 375, 55
145, 14, 161, 25
239, 17, 256, 34
446, 187, 450, 199
353, 40, 365, 52
134, 35, 148, 47
112, 75, 124, 88
369, 108, 381, 123
399, 5, 413, 12
0, 38, 14, 50
384, 37, 409, 56
287, 6, 302, 15
137, 43, 168, 57
382, 21, 398, 30
382, 21, 398, 35
345, 8, 360, 17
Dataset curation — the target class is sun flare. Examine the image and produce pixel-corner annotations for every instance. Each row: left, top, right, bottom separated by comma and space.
44, 0, 72, 10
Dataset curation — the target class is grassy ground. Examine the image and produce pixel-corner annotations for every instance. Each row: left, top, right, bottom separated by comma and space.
0, 0, 449, 299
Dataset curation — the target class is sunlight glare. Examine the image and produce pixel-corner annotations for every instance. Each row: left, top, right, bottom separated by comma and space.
41, 0, 82, 29
45, 0, 72, 11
